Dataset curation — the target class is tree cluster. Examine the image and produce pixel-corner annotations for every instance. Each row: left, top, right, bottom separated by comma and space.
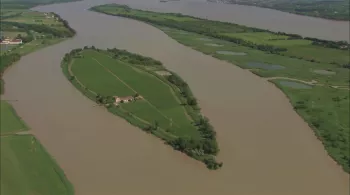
0, 53, 21, 75
166, 74, 199, 107
107, 48, 162, 66
305, 37, 349, 50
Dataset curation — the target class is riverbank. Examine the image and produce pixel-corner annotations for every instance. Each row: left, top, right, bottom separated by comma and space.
213, 0, 349, 21
1, 1, 76, 193
0, 3, 76, 93
0, 101, 74, 194
92, 4, 350, 172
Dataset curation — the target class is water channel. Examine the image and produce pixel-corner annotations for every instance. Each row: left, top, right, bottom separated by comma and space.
3, 0, 349, 194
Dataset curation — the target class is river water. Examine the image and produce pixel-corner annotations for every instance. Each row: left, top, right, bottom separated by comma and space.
3, 0, 349, 194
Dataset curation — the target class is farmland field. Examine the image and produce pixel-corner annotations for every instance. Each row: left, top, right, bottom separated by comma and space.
62, 48, 221, 169
0, 101, 28, 135
0, 101, 73, 194
92, 4, 350, 172
1, 135, 74, 195
1, 1, 77, 193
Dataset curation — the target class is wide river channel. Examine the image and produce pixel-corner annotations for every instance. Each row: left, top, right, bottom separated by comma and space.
3, 0, 349, 194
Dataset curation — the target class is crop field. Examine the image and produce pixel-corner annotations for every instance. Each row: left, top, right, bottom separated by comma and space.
0, 101, 28, 135
70, 50, 200, 138
1, 31, 27, 38
1, 135, 74, 195
0, 100, 73, 194
92, 4, 350, 172
12, 38, 64, 55
5, 11, 56, 25
3, 10, 69, 32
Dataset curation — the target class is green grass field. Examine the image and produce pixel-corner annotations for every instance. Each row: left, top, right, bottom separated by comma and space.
164, 28, 349, 87
272, 80, 349, 172
92, 4, 350, 172
1, 2, 75, 191
0, 100, 74, 194
1, 135, 74, 195
0, 101, 28, 135
2, 10, 70, 33
70, 50, 199, 138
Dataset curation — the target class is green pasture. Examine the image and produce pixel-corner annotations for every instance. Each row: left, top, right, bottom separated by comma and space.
71, 50, 200, 138
4, 11, 58, 25
0, 101, 28, 135
272, 80, 349, 172
1, 31, 27, 38
164, 28, 349, 86
9, 38, 63, 55
1, 135, 74, 195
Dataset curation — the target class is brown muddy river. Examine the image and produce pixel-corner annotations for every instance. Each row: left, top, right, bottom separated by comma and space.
3, 0, 349, 194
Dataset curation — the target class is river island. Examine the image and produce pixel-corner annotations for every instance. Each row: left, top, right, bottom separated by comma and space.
61, 47, 222, 169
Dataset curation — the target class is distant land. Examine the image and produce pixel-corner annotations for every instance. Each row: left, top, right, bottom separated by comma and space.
210, 0, 350, 21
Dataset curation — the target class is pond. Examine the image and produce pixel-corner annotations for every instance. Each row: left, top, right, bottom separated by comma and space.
216, 51, 246, 55
247, 62, 285, 70
278, 81, 312, 89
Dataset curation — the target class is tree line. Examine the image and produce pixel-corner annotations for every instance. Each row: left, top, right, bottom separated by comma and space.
106, 48, 162, 66
0, 53, 21, 94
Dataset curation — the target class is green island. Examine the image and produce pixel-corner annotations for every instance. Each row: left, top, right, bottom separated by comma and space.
61, 47, 222, 169
211, 0, 350, 21
0, 100, 74, 195
91, 4, 350, 172
1, 0, 77, 193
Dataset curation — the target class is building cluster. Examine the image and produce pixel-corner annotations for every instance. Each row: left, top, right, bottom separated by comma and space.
114, 95, 143, 105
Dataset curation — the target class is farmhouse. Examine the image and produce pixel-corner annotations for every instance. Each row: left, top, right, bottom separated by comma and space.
114, 96, 134, 105
114, 95, 143, 105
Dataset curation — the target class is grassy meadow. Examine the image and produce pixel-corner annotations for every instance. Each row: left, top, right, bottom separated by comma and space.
1, 135, 74, 195
0, 101, 74, 194
70, 50, 199, 137
62, 48, 222, 169
0, 101, 28, 135
92, 4, 350, 172
1, 1, 76, 193
272, 81, 350, 172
